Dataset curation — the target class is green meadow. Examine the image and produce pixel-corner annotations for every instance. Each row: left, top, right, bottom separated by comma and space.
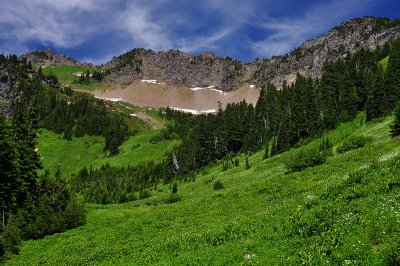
37, 129, 179, 177
7, 113, 400, 265
42, 65, 110, 90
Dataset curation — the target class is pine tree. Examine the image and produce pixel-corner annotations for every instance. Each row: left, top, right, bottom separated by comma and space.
0, 111, 19, 224
366, 66, 385, 121
263, 141, 269, 160
383, 38, 400, 114
245, 156, 250, 170
390, 103, 400, 137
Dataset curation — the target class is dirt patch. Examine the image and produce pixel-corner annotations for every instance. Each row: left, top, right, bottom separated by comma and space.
93, 82, 260, 112
130, 112, 164, 129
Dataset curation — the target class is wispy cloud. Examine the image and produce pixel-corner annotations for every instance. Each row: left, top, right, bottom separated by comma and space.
0, 0, 385, 63
0, 0, 110, 55
250, 0, 375, 58
116, 2, 172, 51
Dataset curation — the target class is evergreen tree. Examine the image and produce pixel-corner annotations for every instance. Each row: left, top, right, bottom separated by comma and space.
245, 156, 250, 170
263, 140, 269, 160
0, 111, 19, 223
383, 38, 400, 114
366, 66, 385, 121
390, 103, 400, 137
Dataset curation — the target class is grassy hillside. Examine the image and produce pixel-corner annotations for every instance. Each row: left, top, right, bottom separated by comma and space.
8, 114, 400, 265
42, 65, 109, 90
37, 129, 179, 177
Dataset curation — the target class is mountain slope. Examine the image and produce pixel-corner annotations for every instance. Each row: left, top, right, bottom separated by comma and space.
8, 114, 400, 265
105, 17, 400, 91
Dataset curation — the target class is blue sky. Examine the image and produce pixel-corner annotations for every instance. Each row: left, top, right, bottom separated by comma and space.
0, 0, 399, 64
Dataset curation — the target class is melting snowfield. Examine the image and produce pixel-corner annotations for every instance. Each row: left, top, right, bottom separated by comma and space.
93, 82, 259, 113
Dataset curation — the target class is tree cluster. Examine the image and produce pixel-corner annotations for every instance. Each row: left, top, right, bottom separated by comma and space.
16, 76, 129, 154
0, 79, 85, 258
71, 161, 173, 204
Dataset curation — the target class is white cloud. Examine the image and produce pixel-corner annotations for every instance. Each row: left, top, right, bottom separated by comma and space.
0, 0, 380, 63
116, 3, 172, 51
177, 27, 234, 53
0, 0, 106, 50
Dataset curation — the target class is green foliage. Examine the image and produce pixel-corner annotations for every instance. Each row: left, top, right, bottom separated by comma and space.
139, 190, 152, 200
319, 137, 333, 152
7, 114, 400, 265
37, 129, 178, 177
17, 78, 131, 154
71, 162, 170, 204
285, 147, 329, 172
336, 135, 373, 154
0, 69, 85, 260
172, 183, 178, 194
165, 194, 181, 204
245, 156, 250, 170
213, 180, 223, 190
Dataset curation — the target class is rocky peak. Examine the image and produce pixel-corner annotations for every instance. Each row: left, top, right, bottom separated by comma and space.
105, 48, 246, 91
105, 16, 400, 91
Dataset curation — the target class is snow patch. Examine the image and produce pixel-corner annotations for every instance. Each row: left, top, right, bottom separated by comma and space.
141, 79, 157, 84
95, 96, 123, 102
201, 109, 217, 114
171, 107, 217, 115
249, 85, 256, 88
190, 87, 206, 91
210, 88, 224, 94
129, 113, 137, 117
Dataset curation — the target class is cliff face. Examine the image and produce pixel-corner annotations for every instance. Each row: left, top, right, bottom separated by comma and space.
106, 17, 400, 90
105, 49, 246, 91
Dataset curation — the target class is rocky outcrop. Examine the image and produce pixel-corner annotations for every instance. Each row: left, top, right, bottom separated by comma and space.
105, 49, 246, 91
106, 17, 400, 91
20, 48, 93, 68
251, 17, 400, 87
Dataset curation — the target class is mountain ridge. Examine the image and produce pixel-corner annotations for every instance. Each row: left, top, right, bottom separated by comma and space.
19, 16, 400, 91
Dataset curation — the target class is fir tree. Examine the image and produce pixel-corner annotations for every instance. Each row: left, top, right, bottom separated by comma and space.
263, 141, 269, 160
390, 103, 400, 137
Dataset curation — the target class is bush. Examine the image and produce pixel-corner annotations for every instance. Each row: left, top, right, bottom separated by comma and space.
172, 183, 178, 194
285, 147, 329, 173
336, 135, 372, 154
165, 194, 181, 204
213, 180, 224, 190
139, 189, 151, 200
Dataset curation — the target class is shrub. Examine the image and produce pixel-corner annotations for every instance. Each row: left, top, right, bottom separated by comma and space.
336, 135, 372, 154
245, 156, 250, 170
285, 147, 329, 173
139, 190, 151, 200
172, 183, 178, 194
165, 194, 181, 204
213, 180, 224, 190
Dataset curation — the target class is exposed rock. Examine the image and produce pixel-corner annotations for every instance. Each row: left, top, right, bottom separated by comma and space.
251, 16, 400, 87
105, 49, 245, 91
20, 48, 93, 68
105, 17, 400, 91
